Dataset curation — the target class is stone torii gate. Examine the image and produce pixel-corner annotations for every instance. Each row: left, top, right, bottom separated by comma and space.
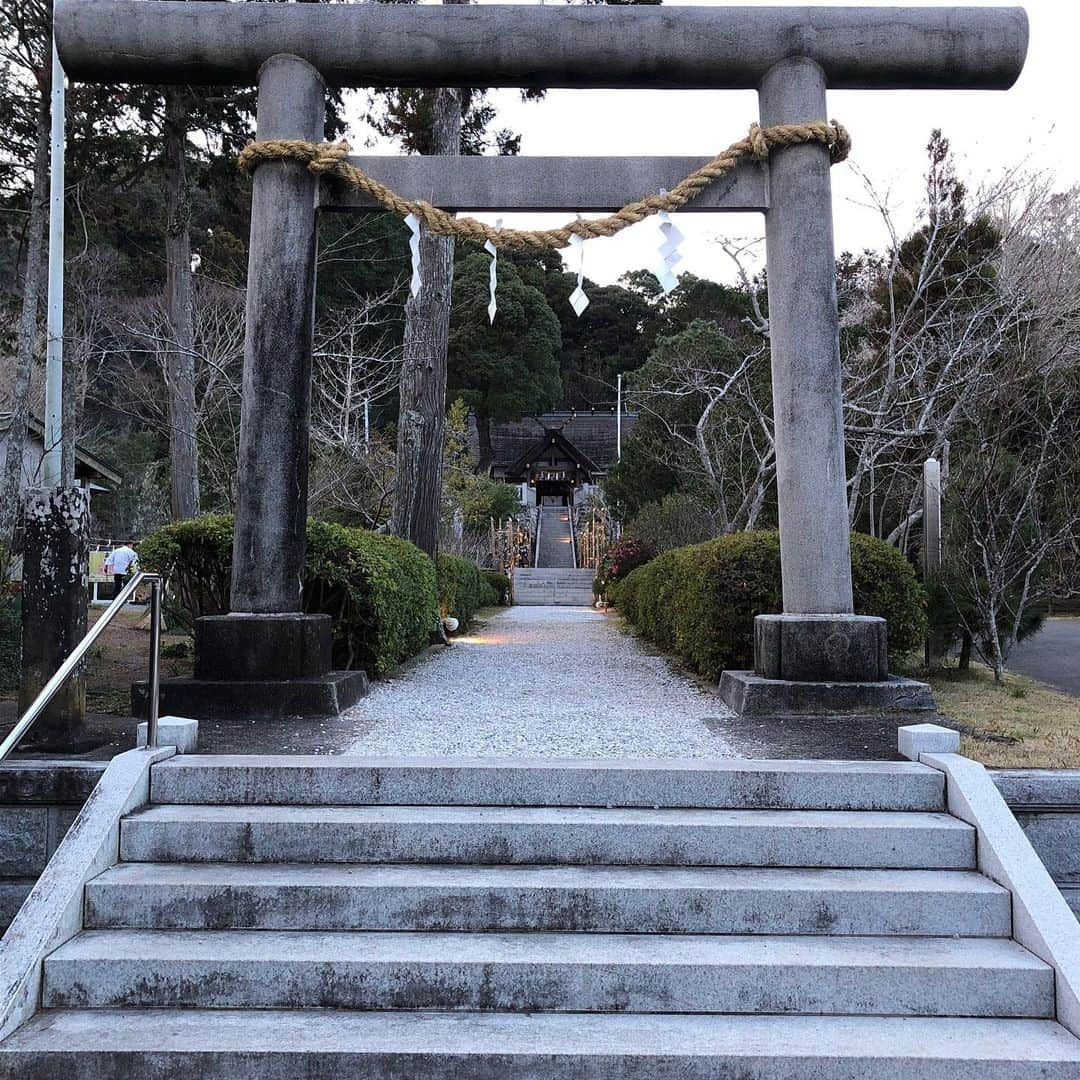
54, 2, 1027, 718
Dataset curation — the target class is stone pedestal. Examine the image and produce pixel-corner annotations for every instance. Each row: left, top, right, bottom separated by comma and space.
133, 613, 368, 721
194, 614, 333, 681
718, 670, 935, 718
18, 488, 89, 745
719, 613, 935, 718
754, 614, 888, 683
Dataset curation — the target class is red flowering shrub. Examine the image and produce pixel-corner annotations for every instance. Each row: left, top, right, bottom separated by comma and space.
593, 538, 657, 600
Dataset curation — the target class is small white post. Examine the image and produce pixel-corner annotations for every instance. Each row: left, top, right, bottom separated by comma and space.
923, 458, 942, 578
616, 373, 622, 461
42, 39, 66, 489
923, 457, 942, 667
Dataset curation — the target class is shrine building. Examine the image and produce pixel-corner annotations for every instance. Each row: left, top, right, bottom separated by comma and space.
469, 411, 637, 507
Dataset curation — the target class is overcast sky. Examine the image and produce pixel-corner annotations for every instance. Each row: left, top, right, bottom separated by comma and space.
350, 0, 1075, 286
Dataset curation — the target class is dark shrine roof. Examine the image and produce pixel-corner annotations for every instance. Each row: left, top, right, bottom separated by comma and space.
469, 411, 638, 474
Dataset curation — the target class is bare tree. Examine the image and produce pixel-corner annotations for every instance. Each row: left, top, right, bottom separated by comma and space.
308, 289, 403, 528
162, 86, 199, 520
0, 0, 50, 554
939, 377, 1080, 682
626, 242, 776, 533
840, 140, 1079, 553
98, 278, 246, 510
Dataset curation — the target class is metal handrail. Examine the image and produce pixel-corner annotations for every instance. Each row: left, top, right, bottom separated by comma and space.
0, 571, 162, 763
533, 505, 542, 568
568, 506, 578, 569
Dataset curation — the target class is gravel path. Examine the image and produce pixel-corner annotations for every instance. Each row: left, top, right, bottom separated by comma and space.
341, 606, 737, 758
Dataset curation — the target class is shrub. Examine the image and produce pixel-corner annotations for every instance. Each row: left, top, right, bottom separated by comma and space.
849, 532, 928, 659
593, 537, 657, 600
139, 515, 438, 676
137, 514, 233, 632
437, 553, 495, 630
483, 570, 511, 606
614, 530, 927, 680
673, 531, 784, 679
304, 521, 438, 674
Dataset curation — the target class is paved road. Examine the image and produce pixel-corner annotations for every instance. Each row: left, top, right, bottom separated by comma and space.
343, 606, 737, 758
1007, 618, 1080, 697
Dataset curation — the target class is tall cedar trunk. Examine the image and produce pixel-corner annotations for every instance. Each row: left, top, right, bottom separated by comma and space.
391, 81, 462, 560
958, 629, 972, 671
475, 405, 494, 476
163, 87, 200, 521
0, 73, 51, 553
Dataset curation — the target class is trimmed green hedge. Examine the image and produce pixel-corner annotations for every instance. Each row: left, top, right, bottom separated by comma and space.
304, 521, 438, 675
139, 515, 438, 676
138, 514, 233, 631
437, 554, 497, 630
483, 570, 511, 606
615, 530, 926, 680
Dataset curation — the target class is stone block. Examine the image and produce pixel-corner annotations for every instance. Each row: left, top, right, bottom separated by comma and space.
136, 716, 198, 754
151, 757, 946, 813
0, 807, 48, 876
0, 762, 106, 805
754, 614, 888, 682
194, 613, 332, 680
898, 723, 961, 761
718, 670, 935, 718
133, 670, 368, 722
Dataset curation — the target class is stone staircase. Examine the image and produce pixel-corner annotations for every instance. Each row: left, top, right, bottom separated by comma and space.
513, 567, 595, 606
536, 504, 576, 568
3, 755, 1080, 1077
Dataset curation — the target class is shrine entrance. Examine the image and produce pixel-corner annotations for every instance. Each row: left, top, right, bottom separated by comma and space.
53, 0, 1027, 716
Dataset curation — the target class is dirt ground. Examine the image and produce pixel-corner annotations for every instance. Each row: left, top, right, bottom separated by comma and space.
924, 662, 1080, 768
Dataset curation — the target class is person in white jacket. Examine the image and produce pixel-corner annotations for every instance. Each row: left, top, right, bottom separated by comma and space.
103, 543, 138, 600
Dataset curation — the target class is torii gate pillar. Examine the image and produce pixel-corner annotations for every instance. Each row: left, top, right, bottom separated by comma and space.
716, 56, 926, 716
182, 53, 371, 718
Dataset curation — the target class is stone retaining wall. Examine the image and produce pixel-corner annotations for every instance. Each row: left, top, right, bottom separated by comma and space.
0, 762, 106, 932
994, 770, 1080, 918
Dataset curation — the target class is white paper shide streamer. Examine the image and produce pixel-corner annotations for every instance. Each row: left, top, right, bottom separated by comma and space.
484, 218, 502, 323
568, 232, 589, 317
405, 212, 422, 297
655, 193, 684, 295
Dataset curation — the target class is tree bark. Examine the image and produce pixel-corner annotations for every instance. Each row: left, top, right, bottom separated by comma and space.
163, 86, 200, 521
0, 73, 51, 554
958, 629, 972, 671
475, 405, 494, 476
391, 78, 462, 560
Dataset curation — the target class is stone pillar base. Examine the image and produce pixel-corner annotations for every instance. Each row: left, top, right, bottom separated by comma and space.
754, 614, 888, 682
132, 612, 368, 721
719, 671, 935, 718
718, 612, 938, 718
194, 613, 332, 680
133, 670, 368, 721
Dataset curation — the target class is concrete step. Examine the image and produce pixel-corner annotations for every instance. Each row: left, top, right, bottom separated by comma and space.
119, 805, 976, 870
149, 756, 947, 811
83, 863, 1011, 935
42, 930, 1054, 1017
514, 567, 593, 603
5, 1010, 1079, 1078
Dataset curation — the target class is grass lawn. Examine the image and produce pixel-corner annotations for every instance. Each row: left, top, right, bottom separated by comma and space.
919, 663, 1080, 769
